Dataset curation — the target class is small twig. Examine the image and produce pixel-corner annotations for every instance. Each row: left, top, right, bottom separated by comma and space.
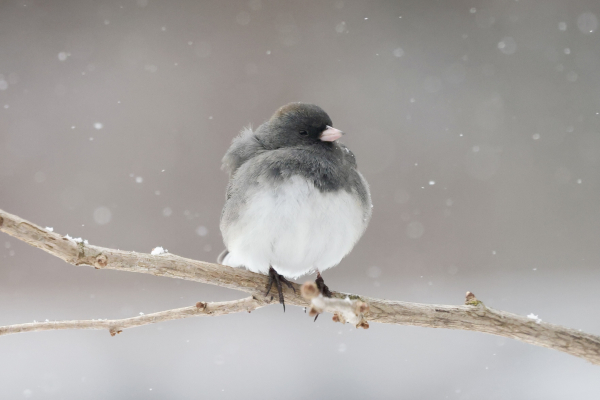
0, 297, 264, 337
1, 208, 600, 365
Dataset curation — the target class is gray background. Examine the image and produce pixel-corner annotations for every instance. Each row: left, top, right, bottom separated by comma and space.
1, 0, 600, 398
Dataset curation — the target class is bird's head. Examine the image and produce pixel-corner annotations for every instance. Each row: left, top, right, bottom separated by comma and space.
259, 103, 344, 149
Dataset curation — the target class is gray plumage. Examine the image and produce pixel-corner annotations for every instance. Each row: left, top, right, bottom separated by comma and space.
218, 103, 372, 279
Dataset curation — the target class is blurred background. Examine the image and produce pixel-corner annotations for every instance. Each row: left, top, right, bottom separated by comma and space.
1, 0, 600, 398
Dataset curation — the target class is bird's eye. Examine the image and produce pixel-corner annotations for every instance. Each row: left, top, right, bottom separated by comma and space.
299, 130, 308, 136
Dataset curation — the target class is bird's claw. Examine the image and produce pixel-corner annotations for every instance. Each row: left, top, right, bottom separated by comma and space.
315, 272, 332, 298
313, 272, 332, 321
266, 267, 295, 312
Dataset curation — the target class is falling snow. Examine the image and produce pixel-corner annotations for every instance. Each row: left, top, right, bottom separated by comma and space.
3, 2, 599, 397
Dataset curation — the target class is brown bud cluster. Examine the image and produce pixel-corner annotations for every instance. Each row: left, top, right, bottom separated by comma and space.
109, 328, 123, 336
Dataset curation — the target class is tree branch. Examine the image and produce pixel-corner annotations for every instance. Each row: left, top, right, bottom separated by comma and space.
1, 208, 599, 365
0, 297, 263, 337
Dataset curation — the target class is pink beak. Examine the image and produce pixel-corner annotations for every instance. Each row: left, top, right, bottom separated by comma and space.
319, 125, 345, 142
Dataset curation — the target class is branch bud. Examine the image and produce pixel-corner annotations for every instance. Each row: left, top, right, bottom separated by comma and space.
301, 281, 319, 300
465, 291, 481, 306
356, 320, 370, 329
308, 304, 323, 317
332, 313, 347, 324
354, 300, 369, 315
95, 254, 108, 268
109, 328, 123, 336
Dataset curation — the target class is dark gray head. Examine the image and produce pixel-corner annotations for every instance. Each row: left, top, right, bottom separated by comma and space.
258, 103, 344, 149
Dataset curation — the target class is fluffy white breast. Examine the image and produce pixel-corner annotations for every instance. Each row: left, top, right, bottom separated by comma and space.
222, 176, 367, 278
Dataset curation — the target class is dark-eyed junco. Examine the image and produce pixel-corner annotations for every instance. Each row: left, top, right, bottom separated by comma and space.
218, 103, 372, 310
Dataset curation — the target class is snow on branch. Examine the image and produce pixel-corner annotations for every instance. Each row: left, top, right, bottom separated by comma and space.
0, 208, 599, 365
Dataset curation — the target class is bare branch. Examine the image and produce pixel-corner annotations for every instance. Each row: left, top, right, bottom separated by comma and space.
0, 297, 264, 337
1, 208, 599, 365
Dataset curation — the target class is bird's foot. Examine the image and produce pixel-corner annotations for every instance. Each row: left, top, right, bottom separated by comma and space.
266, 267, 296, 312
315, 272, 332, 298
313, 272, 332, 321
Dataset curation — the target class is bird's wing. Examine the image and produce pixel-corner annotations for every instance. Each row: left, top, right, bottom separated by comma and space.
221, 127, 265, 177
220, 153, 263, 254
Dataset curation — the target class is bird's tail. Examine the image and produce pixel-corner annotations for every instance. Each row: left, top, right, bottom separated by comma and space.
217, 249, 229, 264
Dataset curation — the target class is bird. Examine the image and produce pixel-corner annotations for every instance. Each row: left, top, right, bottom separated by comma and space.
218, 102, 372, 311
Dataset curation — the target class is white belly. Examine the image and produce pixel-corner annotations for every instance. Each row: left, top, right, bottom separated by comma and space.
222, 176, 367, 278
